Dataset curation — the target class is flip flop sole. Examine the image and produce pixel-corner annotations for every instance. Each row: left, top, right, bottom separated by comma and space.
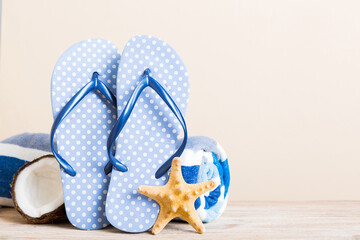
51, 39, 120, 230
106, 35, 190, 232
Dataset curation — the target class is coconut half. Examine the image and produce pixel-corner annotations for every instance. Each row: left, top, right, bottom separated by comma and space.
11, 155, 66, 223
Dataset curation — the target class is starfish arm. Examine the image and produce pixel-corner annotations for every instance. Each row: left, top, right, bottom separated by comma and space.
168, 158, 185, 184
188, 180, 216, 197
138, 185, 164, 201
151, 208, 174, 235
181, 205, 205, 234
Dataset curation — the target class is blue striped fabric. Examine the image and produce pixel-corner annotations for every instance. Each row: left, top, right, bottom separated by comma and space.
179, 136, 230, 223
0, 133, 52, 206
0, 156, 26, 199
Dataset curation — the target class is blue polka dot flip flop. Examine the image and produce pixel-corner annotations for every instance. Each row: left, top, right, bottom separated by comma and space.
50, 39, 120, 230
105, 35, 190, 233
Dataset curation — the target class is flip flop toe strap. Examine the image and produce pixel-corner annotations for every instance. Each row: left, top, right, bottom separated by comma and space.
106, 68, 187, 178
50, 72, 117, 176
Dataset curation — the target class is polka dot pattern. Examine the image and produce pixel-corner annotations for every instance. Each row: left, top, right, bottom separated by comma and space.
51, 39, 120, 230
105, 35, 190, 232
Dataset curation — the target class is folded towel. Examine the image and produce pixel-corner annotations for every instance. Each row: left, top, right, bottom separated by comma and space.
179, 136, 230, 223
0, 133, 52, 207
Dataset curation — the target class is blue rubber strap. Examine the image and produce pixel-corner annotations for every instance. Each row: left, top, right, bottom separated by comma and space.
50, 72, 117, 176
148, 76, 188, 178
105, 68, 187, 178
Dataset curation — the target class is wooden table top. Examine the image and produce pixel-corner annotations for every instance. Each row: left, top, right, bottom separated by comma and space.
1, 201, 360, 239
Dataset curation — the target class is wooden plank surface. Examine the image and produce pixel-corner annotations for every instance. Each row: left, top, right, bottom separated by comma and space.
1, 201, 360, 239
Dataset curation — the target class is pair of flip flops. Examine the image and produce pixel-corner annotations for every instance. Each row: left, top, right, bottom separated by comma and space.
51, 36, 230, 233
51, 36, 190, 232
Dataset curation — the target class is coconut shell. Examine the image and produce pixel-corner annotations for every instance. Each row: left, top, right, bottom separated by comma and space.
11, 154, 67, 224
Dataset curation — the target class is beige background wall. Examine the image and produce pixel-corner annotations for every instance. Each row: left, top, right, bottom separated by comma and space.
1, 0, 360, 201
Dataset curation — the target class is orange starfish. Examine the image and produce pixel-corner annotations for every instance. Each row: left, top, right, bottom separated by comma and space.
138, 157, 216, 234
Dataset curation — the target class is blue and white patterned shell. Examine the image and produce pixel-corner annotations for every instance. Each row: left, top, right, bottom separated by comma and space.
179, 136, 230, 223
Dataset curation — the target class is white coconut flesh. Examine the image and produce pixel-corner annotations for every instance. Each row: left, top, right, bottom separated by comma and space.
14, 156, 64, 218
